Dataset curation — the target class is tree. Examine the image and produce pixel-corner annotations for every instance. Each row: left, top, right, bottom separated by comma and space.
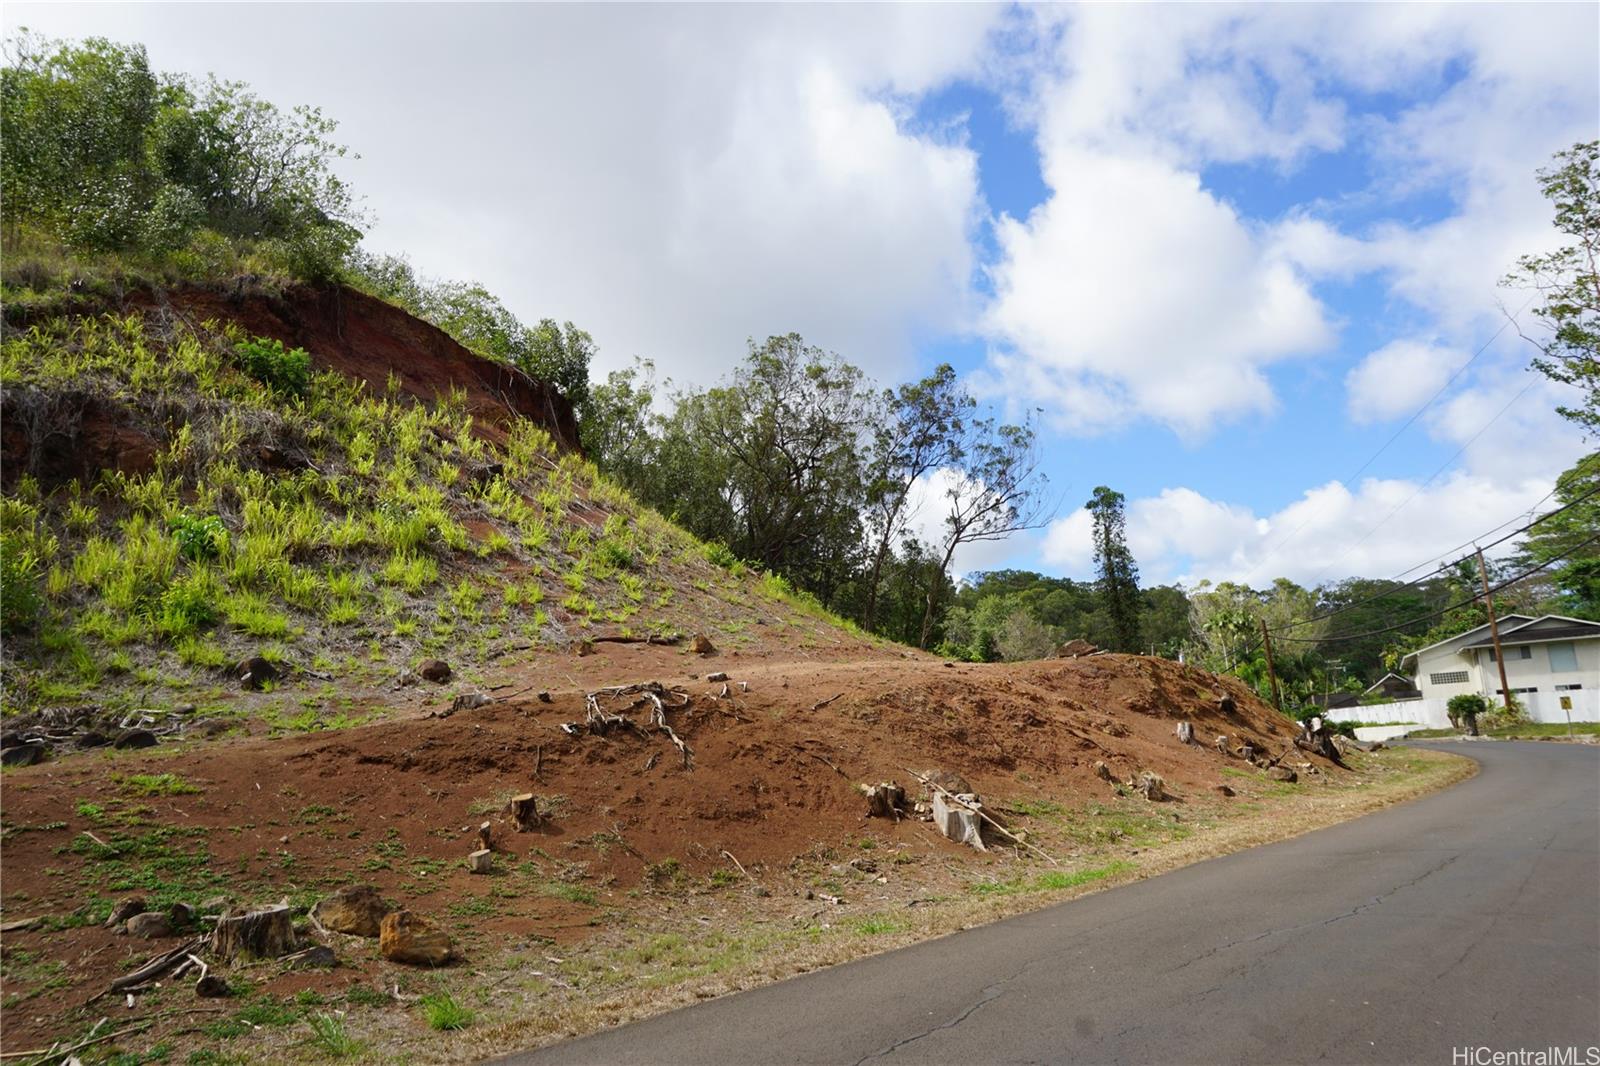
861, 364, 972, 630
1515, 452, 1600, 619
917, 419, 1049, 648
579, 359, 661, 490
1086, 486, 1141, 652
1503, 140, 1599, 436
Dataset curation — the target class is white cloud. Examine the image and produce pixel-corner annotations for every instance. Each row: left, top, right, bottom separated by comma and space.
982, 151, 1333, 436
1042, 472, 1559, 589
7, 3, 1001, 386
982, 3, 1597, 437
1345, 340, 1463, 424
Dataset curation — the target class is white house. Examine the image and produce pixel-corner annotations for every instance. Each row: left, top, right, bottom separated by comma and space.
1402, 614, 1599, 702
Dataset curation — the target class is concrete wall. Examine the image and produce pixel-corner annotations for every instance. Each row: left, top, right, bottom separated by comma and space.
1328, 689, 1599, 730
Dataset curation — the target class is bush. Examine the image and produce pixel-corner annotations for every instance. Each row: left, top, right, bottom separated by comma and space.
156, 571, 220, 638
235, 336, 311, 397
1446, 693, 1489, 735
702, 540, 740, 571
0, 532, 43, 635
169, 513, 227, 561
1480, 694, 1533, 733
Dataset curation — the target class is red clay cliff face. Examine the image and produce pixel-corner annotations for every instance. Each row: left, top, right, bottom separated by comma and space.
135, 283, 580, 451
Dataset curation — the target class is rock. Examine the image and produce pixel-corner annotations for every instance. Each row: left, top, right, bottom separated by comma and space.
575, 639, 595, 657
284, 945, 339, 971
195, 974, 232, 997
312, 885, 393, 938
126, 912, 173, 938
1368, 740, 1386, 752
1092, 761, 1114, 783
1217, 694, 1237, 714
1269, 767, 1298, 783
169, 902, 197, 927
0, 743, 46, 766
706, 671, 729, 683
114, 729, 158, 750
200, 895, 234, 915
175, 704, 197, 715
378, 911, 454, 966
395, 668, 420, 687
418, 659, 451, 683
1214, 784, 1236, 797
537, 691, 552, 703
77, 731, 110, 749
106, 897, 147, 927
235, 655, 279, 691
689, 634, 716, 655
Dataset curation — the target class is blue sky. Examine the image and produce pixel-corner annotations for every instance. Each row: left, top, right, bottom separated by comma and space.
8, 3, 1596, 589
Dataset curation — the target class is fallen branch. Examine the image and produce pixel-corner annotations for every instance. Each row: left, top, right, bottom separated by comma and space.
811, 693, 844, 711
0, 1019, 146, 1061
903, 767, 1061, 867
794, 744, 847, 777
589, 633, 683, 646
89, 937, 205, 1002
720, 850, 753, 881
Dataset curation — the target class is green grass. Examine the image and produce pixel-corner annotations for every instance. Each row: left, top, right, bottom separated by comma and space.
1409, 721, 1599, 739
968, 860, 1133, 898
305, 1013, 365, 1058
115, 772, 202, 797
420, 990, 474, 1031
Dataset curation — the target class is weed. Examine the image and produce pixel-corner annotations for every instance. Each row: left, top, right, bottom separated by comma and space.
304, 1012, 364, 1058
420, 990, 474, 1031
116, 772, 201, 797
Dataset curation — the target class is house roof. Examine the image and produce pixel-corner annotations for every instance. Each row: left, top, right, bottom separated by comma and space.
1460, 618, 1600, 650
1363, 671, 1421, 695
1398, 615, 1537, 666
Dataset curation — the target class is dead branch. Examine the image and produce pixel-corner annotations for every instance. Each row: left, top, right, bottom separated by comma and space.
811, 693, 844, 711
720, 850, 753, 881
89, 937, 205, 1002
794, 744, 847, 776
0, 1020, 149, 1061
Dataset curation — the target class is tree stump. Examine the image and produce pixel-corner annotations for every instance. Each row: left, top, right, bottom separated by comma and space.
510, 794, 539, 831
468, 849, 494, 874
477, 821, 493, 851
211, 905, 296, 961
1175, 722, 1195, 744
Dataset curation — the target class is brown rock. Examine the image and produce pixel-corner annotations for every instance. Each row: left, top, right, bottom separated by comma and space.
923, 768, 974, 795
689, 633, 716, 655
196, 974, 232, 997
312, 885, 393, 938
0, 743, 46, 766
1269, 766, 1298, 783
1214, 784, 1236, 797
126, 911, 172, 938
379, 910, 454, 966
418, 659, 452, 683
113, 729, 157, 750
106, 896, 147, 927
235, 655, 279, 691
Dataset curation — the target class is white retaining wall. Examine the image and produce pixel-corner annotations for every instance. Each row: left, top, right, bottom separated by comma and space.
1328, 689, 1599, 730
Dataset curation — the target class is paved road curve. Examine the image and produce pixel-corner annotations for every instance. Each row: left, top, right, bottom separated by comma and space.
500, 743, 1600, 1065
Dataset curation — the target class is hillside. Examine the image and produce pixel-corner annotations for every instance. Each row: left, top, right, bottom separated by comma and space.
0, 283, 880, 737
0, 287, 1392, 1063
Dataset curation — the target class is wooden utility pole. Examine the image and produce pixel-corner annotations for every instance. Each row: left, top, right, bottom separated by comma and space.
1477, 547, 1514, 713
1260, 618, 1283, 712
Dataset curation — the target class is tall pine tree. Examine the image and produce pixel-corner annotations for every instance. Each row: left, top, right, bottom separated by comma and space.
1086, 486, 1142, 653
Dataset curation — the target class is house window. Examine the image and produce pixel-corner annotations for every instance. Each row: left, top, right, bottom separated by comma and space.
1555, 684, 1583, 691
1489, 646, 1534, 661
1547, 641, 1579, 672
1429, 671, 1469, 686
1496, 687, 1538, 695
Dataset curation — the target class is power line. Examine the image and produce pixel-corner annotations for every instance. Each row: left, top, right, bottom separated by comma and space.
1270, 528, 1600, 645
1304, 377, 1541, 586
1241, 299, 1533, 585
1269, 476, 1600, 633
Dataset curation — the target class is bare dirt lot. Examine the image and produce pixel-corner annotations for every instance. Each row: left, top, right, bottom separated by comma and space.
0, 646, 1470, 1064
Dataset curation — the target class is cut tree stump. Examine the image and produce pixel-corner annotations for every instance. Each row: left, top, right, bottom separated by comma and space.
477, 821, 493, 851
1175, 722, 1195, 744
510, 794, 540, 831
468, 849, 494, 874
211, 905, 296, 961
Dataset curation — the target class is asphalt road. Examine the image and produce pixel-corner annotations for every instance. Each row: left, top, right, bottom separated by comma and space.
500, 742, 1600, 1066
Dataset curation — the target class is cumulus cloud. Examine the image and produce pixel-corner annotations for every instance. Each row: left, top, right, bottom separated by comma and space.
982, 3, 1597, 437
10, 3, 1001, 386
1344, 340, 1463, 424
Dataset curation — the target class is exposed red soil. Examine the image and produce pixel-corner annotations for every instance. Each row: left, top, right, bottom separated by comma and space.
0, 648, 1321, 1046
1, 281, 579, 491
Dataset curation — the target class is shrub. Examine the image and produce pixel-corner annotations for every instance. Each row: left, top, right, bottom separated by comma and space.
170, 513, 228, 561
156, 572, 221, 639
0, 532, 43, 635
701, 540, 740, 571
235, 336, 311, 397
1446, 693, 1489, 735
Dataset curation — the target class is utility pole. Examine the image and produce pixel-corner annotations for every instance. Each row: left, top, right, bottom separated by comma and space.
1260, 618, 1283, 712
1477, 547, 1513, 713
